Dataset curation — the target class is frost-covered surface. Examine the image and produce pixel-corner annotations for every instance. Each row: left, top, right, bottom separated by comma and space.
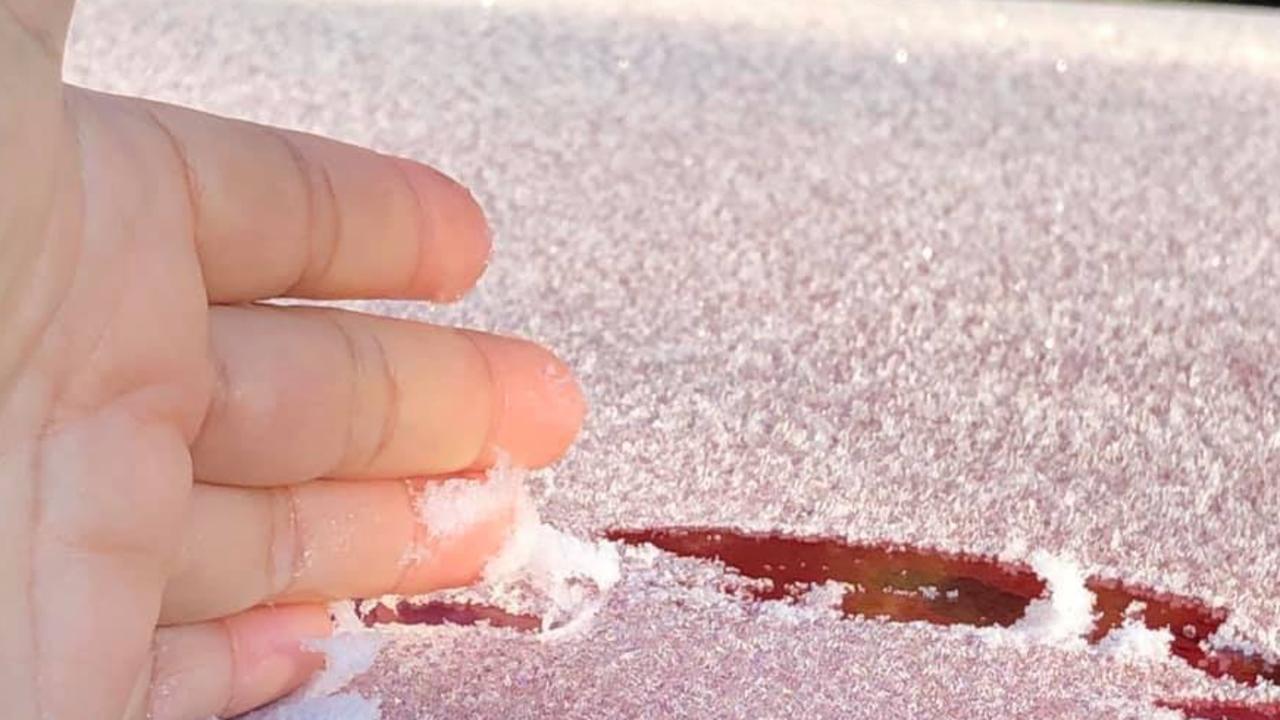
67, 0, 1280, 717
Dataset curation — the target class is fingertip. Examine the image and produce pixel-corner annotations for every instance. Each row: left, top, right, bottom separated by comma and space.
223, 604, 332, 716
395, 158, 492, 303
150, 604, 334, 720
466, 333, 587, 470
397, 476, 521, 593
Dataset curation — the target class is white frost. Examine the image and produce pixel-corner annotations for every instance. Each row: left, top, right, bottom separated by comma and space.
411, 454, 622, 637
417, 470, 521, 541
239, 625, 383, 720
756, 581, 846, 625
479, 461, 621, 637
1094, 618, 1174, 661
301, 631, 383, 698
979, 551, 1096, 651
1208, 621, 1278, 659
329, 599, 365, 633
392, 458, 620, 639
1007, 551, 1096, 648
240, 693, 380, 720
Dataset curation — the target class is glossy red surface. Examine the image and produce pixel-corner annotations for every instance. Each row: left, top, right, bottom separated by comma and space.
358, 600, 541, 633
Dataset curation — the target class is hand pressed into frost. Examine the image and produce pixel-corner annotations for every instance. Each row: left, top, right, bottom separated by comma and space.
0, 3, 585, 719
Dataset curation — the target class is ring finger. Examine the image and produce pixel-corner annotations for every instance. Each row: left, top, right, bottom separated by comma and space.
160, 473, 522, 625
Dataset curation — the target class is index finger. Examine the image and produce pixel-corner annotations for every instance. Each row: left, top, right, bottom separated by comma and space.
81, 89, 491, 304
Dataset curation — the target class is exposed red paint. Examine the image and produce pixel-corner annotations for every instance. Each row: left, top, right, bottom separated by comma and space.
605, 527, 1279, 690
609, 528, 1047, 627
1160, 701, 1280, 720
357, 599, 541, 632
1089, 580, 1278, 687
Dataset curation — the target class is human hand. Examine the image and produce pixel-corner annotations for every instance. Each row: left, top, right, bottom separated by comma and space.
0, 2, 585, 718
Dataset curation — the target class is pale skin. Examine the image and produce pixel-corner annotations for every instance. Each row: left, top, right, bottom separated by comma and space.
0, 1, 586, 718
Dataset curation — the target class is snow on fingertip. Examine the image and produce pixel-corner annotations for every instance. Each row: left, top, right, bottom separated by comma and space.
416, 464, 522, 541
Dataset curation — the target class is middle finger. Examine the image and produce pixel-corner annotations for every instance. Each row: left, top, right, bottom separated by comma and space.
192, 304, 585, 487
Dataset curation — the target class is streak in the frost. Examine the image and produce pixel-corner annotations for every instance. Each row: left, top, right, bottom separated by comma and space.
607, 527, 1278, 714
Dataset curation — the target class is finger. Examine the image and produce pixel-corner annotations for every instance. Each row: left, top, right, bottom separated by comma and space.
0, 0, 75, 65
160, 476, 518, 625
149, 604, 331, 720
192, 304, 585, 487
1, 0, 78, 385
79, 89, 491, 303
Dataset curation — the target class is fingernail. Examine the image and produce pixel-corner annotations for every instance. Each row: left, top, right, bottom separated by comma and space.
466, 333, 587, 469
224, 605, 332, 716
